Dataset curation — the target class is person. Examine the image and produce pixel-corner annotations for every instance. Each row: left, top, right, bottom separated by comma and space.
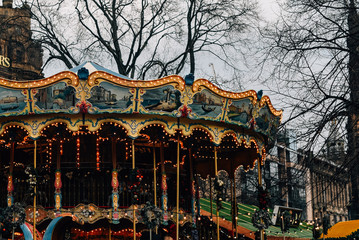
164, 236, 173, 240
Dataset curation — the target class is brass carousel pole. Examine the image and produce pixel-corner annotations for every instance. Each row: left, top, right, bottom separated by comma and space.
230, 179, 234, 237
54, 141, 62, 214
110, 137, 116, 238
189, 148, 196, 227
232, 159, 238, 239
7, 141, 15, 207
210, 177, 213, 219
214, 146, 220, 240
233, 175, 238, 239
8, 141, 14, 240
176, 133, 180, 240
153, 145, 158, 234
160, 143, 168, 224
132, 139, 136, 240
257, 160, 263, 240
33, 140, 37, 240
153, 146, 157, 207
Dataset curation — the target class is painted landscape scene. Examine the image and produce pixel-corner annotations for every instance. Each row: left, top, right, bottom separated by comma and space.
142, 86, 181, 113
0, 88, 26, 114
189, 89, 222, 118
89, 82, 132, 110
35, 82, 77, 110
256, 105, 271, 132
227, 99, 253, 124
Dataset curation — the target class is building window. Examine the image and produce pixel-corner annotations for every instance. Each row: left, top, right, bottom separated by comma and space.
270, 162, 278, 179
16, 49, 23, 62
8, 41, 24, 63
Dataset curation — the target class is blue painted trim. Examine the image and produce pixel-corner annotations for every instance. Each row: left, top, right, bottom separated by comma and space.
20, 224, 33, 240
134, 88, 139, 112
221, 98, 229, 121
28, 89, 33, 113
43, 217, 63, 240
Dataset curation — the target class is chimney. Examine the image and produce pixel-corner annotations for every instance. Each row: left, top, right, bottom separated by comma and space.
3, 0, 13, 8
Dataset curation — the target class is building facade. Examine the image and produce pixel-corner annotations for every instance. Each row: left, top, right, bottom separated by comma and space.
306, 125, 350, 225
238, 129, 308, 218
0, 0, 43, 80
262, 129, 350, 226
307, 153, 350, 225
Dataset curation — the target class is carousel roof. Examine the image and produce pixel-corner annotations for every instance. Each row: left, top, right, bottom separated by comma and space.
321, 220, 359, 239
0, 62, 282, 172
69, 61, 131, 80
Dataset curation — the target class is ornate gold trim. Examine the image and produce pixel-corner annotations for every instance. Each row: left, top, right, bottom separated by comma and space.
87, 71, 185, 90
192, 78, 258, 100
0, 71, 79, 89
259, 95, 283, 117
192, 78, 282, 118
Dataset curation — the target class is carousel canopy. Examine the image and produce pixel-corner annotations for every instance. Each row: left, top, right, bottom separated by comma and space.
0, 62, 282, 174
321, 220, 359, 239
69, 61, 131, 80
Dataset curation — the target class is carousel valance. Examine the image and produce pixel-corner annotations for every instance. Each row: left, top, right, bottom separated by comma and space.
0, 64, 282, 144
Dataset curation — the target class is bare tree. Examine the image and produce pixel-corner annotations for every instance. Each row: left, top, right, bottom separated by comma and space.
260, 0, 359, 219
28, 0, 178, 77
25, 0, 257, 80
141, 0, 257, 79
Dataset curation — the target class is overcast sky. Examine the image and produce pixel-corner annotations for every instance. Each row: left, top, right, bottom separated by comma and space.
38, 0, 281, 79
259, 0, 280, 21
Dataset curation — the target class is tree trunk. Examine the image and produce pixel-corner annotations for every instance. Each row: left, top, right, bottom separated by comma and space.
347, 0, 359, 220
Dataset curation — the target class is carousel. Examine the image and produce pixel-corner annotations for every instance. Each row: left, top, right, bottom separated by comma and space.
0, 62, 282, 240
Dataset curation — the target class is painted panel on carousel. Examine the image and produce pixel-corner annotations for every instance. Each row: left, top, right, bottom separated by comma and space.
189, 89, 223, 119
227, 99, 253, 126
35, 82, 77, 112
88, 82, 132, 113
256, 105, 280, 135
0, 88, 26, 115
141, 85, 181, 114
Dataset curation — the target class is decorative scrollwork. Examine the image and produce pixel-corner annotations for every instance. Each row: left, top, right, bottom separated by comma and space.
1, 202, 26, 229
251, 209, 272, 230
140, 202, 162, 230
25, 166, 37, 197
214, 176, 224, 211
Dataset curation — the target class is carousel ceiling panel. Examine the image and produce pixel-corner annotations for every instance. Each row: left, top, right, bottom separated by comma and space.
192, 140, 262, 178
216, 146, 259, 175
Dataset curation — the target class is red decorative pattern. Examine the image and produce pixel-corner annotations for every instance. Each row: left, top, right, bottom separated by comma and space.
179, 105, 192, 118
76, 137, 80, 168
7, 175, 13, 192
54, 170, 62, 190
162, 174, 167, 191
77, 101, 91, 114
111, 170, 119, 190
96, 138, 100, 171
